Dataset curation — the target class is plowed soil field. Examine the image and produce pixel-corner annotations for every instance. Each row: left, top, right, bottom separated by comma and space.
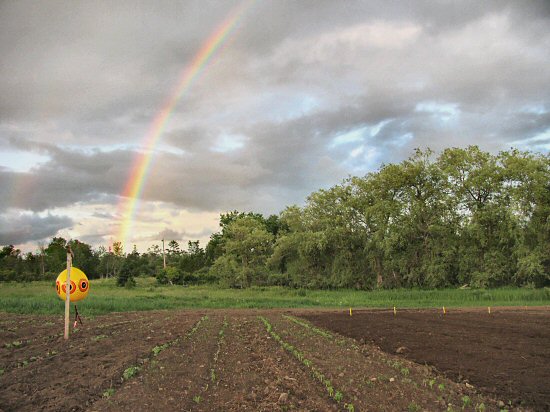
0, 307, 547, 411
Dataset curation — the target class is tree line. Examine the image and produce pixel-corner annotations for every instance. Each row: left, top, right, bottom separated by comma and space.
1, 146, 549, 289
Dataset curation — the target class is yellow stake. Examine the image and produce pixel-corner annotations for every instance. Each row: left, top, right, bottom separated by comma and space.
349, 308, 352, 316
443, 306, 446, 315
488, 306, 491, 314
393, 306, 396, 316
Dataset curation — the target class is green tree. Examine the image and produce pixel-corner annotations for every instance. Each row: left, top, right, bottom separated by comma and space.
211, 216, 274, 288
117, 249, 139, 287
44, 237, 67, 276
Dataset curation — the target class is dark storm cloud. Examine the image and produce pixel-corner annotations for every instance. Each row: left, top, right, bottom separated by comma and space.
0, 213, 73, 245
0, 139, 132, 211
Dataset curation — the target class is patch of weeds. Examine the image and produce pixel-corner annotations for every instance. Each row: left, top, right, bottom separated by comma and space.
103, 388, 115, 398
388, 359, 403, 370
400, 367, 410, 377
122, 365, 140, 380
91, 334, 108, 342
378, 374, 389, 382
365, 378, 375, 388
408, 402, 420, 412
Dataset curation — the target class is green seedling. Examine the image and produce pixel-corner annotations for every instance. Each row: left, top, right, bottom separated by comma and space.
474, 403, 486, 412
334, 391, 343, 402
103, 388, 115, 398
345, 403, 355, 412
193, 395, 201, 404
428, 378, 436, 389
400, 367, 410, 377
123, 365, 140, 380
438, 383, 446, 391
152, 343, 169, 356
461, 395, 471, 409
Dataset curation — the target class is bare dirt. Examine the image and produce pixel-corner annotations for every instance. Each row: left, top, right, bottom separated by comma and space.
301, 307, 550, 411
0, 307, 547, 411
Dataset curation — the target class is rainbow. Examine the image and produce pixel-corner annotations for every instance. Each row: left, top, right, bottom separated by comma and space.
116, 0, 254, 248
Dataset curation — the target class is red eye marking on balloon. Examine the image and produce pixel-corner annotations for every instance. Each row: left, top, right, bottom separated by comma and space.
78, 279, 88, 292
62, 280, 77, 294
56, 281, 60, 294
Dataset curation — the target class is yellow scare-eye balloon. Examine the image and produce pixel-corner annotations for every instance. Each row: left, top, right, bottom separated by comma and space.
55, 267, 89, 302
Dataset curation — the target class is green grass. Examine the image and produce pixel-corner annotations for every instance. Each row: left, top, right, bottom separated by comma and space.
0, 277, 548, 315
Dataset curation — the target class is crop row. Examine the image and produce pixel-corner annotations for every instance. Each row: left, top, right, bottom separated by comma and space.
258, 316, 355, 411
210, 316, 228, 383
282, 315, 334, 339
101, 315, 209, 400
283, 316, 490, 412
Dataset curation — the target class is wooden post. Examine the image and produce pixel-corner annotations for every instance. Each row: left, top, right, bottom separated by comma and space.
64, 245, 73, 340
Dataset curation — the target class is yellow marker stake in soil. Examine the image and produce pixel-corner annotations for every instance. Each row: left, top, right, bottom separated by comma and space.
488, 306, 491, 314
443, 306, 446, 315
349, 308, 352, 316
393, 306, 396, 316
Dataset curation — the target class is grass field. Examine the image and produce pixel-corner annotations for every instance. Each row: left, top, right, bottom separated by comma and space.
1, 277, 549, 315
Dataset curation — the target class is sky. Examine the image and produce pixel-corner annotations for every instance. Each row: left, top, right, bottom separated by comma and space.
1, 0, 549, 254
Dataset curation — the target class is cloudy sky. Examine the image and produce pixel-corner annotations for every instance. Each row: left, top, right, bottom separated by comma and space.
1, 0, 549, 253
